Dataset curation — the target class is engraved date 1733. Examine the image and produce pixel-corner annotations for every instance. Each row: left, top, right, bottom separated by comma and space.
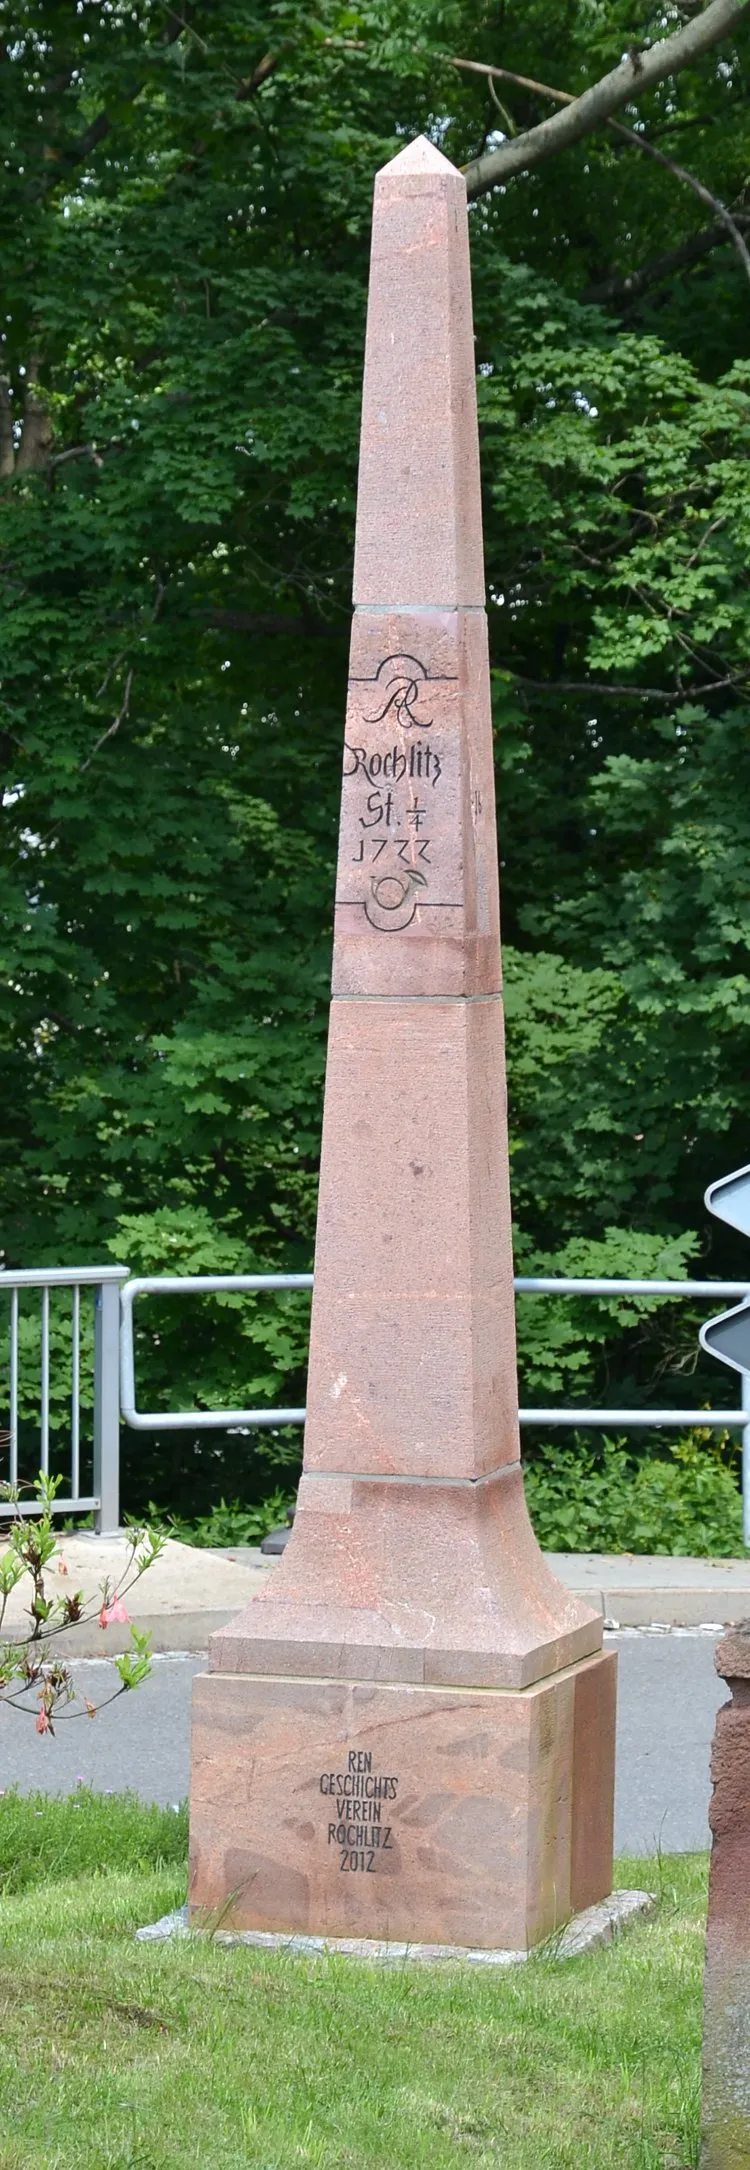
338, 649, 460, 933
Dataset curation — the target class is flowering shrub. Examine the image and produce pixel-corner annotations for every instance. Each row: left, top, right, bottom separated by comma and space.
0, 1472, 164, 1734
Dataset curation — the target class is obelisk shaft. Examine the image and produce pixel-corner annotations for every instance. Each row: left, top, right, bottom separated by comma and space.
304, 139, 516, 1487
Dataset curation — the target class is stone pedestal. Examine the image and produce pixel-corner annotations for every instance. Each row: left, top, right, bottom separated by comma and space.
188, 135, 616, 1951
701, 1626, 750, 2168
191, 1656, 615, 1950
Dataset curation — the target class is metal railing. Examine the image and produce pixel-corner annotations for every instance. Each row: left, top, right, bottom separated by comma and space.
0, 1267, 127, 1532
119, 1275, 312, 1430
5, 1268, 750, 1539
119, 1271, 750, 1532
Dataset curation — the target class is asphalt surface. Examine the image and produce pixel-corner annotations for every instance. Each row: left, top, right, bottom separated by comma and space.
0, 1633, 727, 1855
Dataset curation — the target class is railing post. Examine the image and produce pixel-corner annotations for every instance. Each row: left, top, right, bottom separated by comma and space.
742, 1370, 750, 1551
93, 1279, 121, 1533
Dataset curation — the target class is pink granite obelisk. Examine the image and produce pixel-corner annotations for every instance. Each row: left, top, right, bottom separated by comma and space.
189, 137, 616, 1952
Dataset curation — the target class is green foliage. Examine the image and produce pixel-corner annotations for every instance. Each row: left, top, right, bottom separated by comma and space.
524, 1432, 745, 1556
2, 3, 750, 1523
0, 1476, 163, 1728
0, 1787, 188, 1895
164, 1489, 293, 1547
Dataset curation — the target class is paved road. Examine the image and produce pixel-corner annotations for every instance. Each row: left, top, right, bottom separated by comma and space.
0, 1633, 726, 1854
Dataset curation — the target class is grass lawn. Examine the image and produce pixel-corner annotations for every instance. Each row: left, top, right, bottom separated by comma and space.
0, 1791, 705, 2170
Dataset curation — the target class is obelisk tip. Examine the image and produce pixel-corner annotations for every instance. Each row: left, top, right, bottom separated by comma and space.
354, 126, 482, 608
378, 134, 460, 180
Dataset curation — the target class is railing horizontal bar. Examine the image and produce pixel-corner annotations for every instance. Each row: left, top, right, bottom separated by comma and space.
8, 1271, 749, 1296
519, 1408, 746, 1427
123, 1274, 313, 1297
8, 1269, 747, 1298
0, 1266, 128, 1289
124, 1407, 307, 1433
0, 1497, 99, 1518
121, 1404, 747, 1433
514, 1279, 750, 1297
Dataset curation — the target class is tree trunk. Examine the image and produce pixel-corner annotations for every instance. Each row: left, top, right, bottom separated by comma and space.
0, 374, 14, 476
16, 356, 53, 472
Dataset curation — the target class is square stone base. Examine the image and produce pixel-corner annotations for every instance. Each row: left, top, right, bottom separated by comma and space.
189, 1649, 616, 1952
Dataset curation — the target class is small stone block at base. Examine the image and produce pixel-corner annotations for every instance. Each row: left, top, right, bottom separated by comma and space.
188, 1652, 616, 1954
137, 1889, 653, 1963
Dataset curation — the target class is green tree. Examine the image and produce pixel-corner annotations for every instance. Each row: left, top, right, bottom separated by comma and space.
1, 1, 750, 1518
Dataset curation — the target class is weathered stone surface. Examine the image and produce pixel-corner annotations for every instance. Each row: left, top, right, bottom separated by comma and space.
702, 1625, 750, 2167
333, 610, 500, 999
352, 139, 484, 610
188, 132, 616, 1949
304, 995, 518, 1482
190, 1656, 616, 1952
209, 1467, 602, 1692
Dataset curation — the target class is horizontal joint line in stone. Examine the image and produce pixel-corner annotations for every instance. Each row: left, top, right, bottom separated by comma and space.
304, 1464, 519, 1488
353, 603, 487, 615
329, 991, 504, 1005
335, 900, 465, 911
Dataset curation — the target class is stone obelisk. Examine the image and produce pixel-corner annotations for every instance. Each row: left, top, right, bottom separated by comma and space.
189, 137, 616, 1952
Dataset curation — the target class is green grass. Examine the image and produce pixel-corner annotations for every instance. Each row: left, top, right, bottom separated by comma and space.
0, 1792, 705, 2170
0, 1787, 188, 1894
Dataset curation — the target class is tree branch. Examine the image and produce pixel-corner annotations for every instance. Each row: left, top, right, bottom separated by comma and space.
512, 672, 744, 699
48, 442, 106, 475
583, 219, 732, 303
80, 669, 134, 772
456, 53, 750, 288
62, 12, 191, 169
461, 0, 750, 197
608, 115, 750, 285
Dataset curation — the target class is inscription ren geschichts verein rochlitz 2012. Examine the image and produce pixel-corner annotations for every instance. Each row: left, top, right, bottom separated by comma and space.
319, 1751, 399, 1873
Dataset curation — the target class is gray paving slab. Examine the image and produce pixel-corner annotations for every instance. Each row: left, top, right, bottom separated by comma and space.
0, 1633, 728, 1855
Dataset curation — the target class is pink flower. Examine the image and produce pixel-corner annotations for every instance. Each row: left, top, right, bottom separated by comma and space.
36, 1709, 51, 1734
99, 1595, 130, 1627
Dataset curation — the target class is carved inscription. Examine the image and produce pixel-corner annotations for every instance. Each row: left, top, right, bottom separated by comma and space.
319, 1749, 399, 1873
338, 652, 460, 932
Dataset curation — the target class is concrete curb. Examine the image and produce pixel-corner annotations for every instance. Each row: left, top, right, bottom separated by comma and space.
545, 1551, 750, 1630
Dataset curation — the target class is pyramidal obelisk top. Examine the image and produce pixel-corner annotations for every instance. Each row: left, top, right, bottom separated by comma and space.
353, 136, 484, 610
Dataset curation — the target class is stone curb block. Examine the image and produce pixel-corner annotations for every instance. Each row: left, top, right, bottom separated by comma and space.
136, 1889, 655, 1964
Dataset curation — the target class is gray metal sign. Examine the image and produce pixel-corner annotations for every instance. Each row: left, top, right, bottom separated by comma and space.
702, 1164, 750, 1385
700, 1297, 750, 1378
701, 1165, 750, 1546
704, 1164, 750, 1241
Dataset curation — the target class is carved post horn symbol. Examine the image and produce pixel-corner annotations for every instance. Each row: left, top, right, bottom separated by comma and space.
364, 866, 428, 932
